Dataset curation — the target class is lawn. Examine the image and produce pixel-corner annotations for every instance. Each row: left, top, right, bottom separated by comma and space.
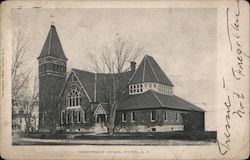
14, 131, 217, 141
74, 131, 217, 141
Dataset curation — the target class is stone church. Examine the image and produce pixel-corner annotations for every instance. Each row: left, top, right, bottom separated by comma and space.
38, 25, 205, 133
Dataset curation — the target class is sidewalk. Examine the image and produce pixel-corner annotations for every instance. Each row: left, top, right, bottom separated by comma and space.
13, 137, 216, 146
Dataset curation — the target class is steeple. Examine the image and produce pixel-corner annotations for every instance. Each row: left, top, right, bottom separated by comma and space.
38, 24, 68, 132
38, 25, 67, 60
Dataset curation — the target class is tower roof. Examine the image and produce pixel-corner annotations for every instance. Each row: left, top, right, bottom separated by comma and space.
128, 55, 173, 86
38, 25, 67, 60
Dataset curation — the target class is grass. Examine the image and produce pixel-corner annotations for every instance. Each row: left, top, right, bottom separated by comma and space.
18, 131, 217, 141
74, 131, 217, 141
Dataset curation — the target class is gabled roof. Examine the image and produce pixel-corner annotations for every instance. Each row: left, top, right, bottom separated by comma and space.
72, 68, 133, 102
128, 55, 173, 86
93, 103, 111, 115
38, 25, 67, 60
117, 90, 204, 112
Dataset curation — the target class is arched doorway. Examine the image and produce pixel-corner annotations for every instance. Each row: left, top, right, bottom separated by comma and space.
93, 104, 108, 133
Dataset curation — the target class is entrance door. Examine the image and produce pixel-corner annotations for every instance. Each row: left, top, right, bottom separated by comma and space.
96, 114, 106, 123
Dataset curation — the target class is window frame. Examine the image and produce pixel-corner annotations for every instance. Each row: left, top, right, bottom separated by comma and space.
66, 111, 69, 124
77, 110, 81, 123
61, 111, 65, 124
82, 110, 86, 123
121, 112, 126, 122
66, 88, 82, 107
131, 112, 135, 122
71, 111, 74, 123
176, 112, 179, 122
150, 111, 156, 122
164, 111, 168, 122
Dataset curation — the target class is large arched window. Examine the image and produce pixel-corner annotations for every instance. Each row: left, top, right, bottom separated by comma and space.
66, 88, 81, 107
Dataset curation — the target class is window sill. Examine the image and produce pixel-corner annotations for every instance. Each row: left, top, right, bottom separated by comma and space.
66, 106, 81, 109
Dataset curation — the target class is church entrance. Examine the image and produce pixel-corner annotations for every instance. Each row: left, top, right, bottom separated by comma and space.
93, 104, 108, 133
96, 114, 106, 124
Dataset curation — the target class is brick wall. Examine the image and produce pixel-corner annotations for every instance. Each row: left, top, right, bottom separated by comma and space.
114, 109, 186, 132
58, 79, 96, 132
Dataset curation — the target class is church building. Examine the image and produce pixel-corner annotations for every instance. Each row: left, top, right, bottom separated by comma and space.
38, 25, 205, 133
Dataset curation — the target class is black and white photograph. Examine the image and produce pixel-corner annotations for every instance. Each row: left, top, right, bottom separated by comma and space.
0, 0, 249, 159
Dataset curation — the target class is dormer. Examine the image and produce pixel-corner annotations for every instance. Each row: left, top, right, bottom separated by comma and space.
128, 55, 174, 96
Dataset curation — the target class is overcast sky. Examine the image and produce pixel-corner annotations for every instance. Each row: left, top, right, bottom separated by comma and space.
12, 8, 217, 130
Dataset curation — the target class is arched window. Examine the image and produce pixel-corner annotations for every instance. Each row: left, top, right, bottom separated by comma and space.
66, 88, 81, 107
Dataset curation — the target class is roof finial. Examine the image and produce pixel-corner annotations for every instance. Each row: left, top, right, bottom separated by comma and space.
50, 14, 55, 25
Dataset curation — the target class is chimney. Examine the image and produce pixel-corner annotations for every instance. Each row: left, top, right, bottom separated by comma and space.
130, 61, 136, 72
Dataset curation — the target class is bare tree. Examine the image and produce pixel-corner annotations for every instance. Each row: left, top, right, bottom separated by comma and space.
88, 36, 143, 74
12, 28, 31, 102
88, 36, 144, 134
12, 27, 38, 133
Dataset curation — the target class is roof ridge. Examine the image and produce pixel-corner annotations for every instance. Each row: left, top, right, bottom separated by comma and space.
151, 90, 164, 107
128, 60, 141, 84
146, 56, 159, 82
73, 68, 132, 76
142, 56, 146, 82
47, 27, 52, 55
72, 68, 94, 74
71, 70, 92, 102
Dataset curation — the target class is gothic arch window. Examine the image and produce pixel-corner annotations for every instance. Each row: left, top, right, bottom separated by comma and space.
66, 88, 81, 107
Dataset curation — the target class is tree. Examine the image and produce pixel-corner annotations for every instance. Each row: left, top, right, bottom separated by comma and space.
12, 26, 38, 133
88, 35, 144, 134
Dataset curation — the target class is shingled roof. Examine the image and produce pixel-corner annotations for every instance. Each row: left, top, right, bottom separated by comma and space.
117, 90, 204, 112
38, 25, 67, 60
72, 68, 133, 102
128, 55, 173, 86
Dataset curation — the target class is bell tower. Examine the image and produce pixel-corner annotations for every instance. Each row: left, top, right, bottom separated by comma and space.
37, 25, 68, 132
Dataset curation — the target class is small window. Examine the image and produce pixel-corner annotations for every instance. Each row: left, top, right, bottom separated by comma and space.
140, 89, 143, 92
164, 111, 168, 121
77, 111, 81, 123
71, 111, 74, 123
122, 113, 126, 122
133, 85, 136, 88
66, 112, 70, 124
149, 83, 152, 88
82, 110, 86, 123
137, 89, 139, 93
131, 112, 135, 122
153, 83, 156, 88
151, 111, 156, 122
140, 84, 143, 88
61, 111, 65, 124
151, 128, 156, 132
144, 83, 147, 87
130, 85, 133, 89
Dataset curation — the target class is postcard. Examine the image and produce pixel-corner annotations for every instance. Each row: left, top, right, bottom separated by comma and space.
0, 0, 249, 159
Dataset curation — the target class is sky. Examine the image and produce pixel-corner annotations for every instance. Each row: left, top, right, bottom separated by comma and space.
12, 8, 217, 130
